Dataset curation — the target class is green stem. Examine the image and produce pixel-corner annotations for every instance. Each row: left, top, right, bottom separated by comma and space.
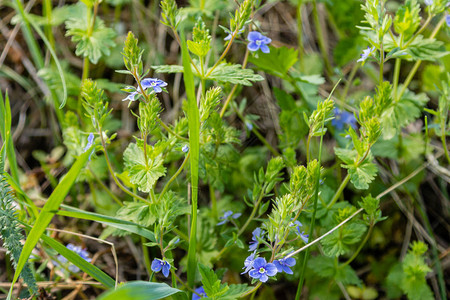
141, 236, 152, 278
210, 182, 217, 220
398, 15, 446, 100
312, 0, 332, 76
99, 127, 151, 205
392, 58, 401, 99
158, 152, 190, 202
441, 132, 450, 164
295, 105, 326, 300
296, 0, 304, 69
342, 224, 373, 266
43, 0, 55, 50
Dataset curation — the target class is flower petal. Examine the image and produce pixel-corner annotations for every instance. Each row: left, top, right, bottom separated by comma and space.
259, 44, 270, 53
162, 263, 170, 277
252, 257, 266, 269
151, 259, 162, 272
285, 257, 296, 267
249, 269, 260, 279
259, 273, 269, 282
247, 42, 260, 52
248, 31, 262, 42
265, 263, 277, 276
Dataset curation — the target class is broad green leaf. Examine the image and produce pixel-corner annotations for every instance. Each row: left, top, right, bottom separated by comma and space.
65, 12, 116, 64
321, 223, 367, 257
248, 46, 298, 78
207, 63, 264, 86
334, 148, 357, 166
9, 149, 92, 296
199, 264, 228, 298
98, 281, 185, 300
344, 159, 378, 190
406, 36, 449, 62
57, 204, 157, 242
116, 202, 157, 227
123, 143, 166, 193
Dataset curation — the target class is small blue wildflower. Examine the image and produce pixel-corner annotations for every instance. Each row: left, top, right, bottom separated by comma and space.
248, 257, 277, 283
241, 251, 257, 274
446, 14, 450, 27
224, 27, 245, 41
182, 145, 189, 153
83, 133, 94, 152
151, 258, 171, 277
274, 257, 296, 274
247, 31, 271, 53
192, 286, 206, 300
122, 91, 139, 102
217, 210, 241, 226
424, 0, 433, 5
332, 108, 357, 130
291, 219, 309, 243
56, 243, 91, 273
357, 46, 375, 63
249, 227, 264, 251
141, 78, 168, 93
246, 122, 253, 131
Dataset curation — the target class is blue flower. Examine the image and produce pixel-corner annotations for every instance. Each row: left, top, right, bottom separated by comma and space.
446, 14, 450, 27
249, 227, 264, 251
274, 257, 296, 274
122, 91, 139, 102
151, 258, 171, 277
56, 243, 91, 273
245, 122, 253, 131
224, 27, 245, 41
83, 133, 94, 152
182, 145, 189, 153
424, 0, 433, 5
241, 251, 257, 274
141, 78, 168, 93
192, 286, 206, 300
217, 210, 241, 225
248, 257, 277, 282
247, 32, 271, 53
291, 220, 309, 243
357, 46, 375, 63
332, 108, 357, 130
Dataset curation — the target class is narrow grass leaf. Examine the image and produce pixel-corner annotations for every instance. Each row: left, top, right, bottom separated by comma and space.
181, 30, 200, 290
98, 281, 186, 300
57, 205, 157, 242
8, 149, 92, 298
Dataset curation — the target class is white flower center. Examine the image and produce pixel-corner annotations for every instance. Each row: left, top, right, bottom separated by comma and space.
256, 40, 262, 45
259, 267, 265, 274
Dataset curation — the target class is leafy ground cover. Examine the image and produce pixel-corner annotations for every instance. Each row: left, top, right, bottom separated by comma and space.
0, 0, 449, 299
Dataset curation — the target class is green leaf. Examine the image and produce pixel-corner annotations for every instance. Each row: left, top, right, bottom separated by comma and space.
65, 12, 116, 64
344, 159, 378, 190
57, 204, 157, 242
321, 223, 367, 257
41, 234, 115, 287
181, 30, 200, 291
248, 46, 298, 78
9, 149, 92, 296
217, 284, 252, 300
334, 148, 357, 166
152, 65, 184, 74
98, 281, 185, 300
123, 143, 166, 193
116, 202, 156, 227
199, 263, 228, 298
207, 63, 264, 86
405, 36, 449, 62
394, 0, 420, 39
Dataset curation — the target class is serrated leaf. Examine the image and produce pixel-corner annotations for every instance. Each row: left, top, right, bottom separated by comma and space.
207, 63, 264, 86
248, 46, 298, 77
199, 264, 228, 298
123, 143, 166, 193
116, 202, 156, 227
334, 148, 357, 166
405, 36, 449, 62
65, 15, 116, 64
344, 159, 378, 190
321, 223, 367, 257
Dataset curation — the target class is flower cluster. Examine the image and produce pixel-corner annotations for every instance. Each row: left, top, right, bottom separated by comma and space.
151, 258, 171, 277
332, 108, 358, 130
123, 77, 167, 102
55, 243, 91, 273
217, 210, 241, 225
242, 253, 296, 283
